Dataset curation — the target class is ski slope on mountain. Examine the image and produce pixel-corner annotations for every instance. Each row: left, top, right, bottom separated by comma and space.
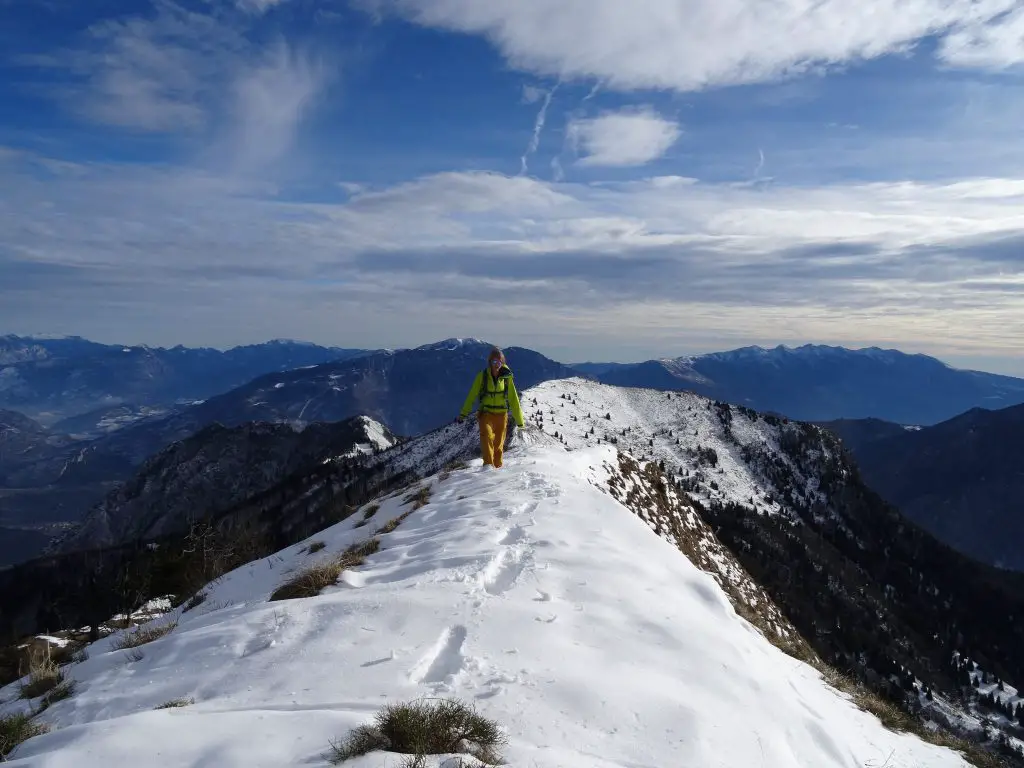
0, 441, 970, 767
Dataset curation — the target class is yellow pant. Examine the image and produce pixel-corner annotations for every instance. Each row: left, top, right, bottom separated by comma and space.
478, 411, 508, 467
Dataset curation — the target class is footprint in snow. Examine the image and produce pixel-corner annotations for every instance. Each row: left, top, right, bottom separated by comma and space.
409, 625, 468, 688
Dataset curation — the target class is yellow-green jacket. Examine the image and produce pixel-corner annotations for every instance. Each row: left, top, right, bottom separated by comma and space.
460, 365, 525, 426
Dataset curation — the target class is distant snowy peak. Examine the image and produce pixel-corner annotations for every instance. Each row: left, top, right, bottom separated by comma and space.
687, 343, 914, 365
414, 337, 489, 353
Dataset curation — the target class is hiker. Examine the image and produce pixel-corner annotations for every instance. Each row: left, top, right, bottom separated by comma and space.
457, 346, 525, 468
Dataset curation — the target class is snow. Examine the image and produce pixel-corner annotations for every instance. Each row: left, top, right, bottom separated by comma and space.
357, 416, 393, 452
34, 636, 69, 649
330, 417, 396, 461
0, 441, 969, 768
521, 377, 823, 518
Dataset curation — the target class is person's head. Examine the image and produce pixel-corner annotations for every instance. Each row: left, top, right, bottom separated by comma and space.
487, 346, 505, 372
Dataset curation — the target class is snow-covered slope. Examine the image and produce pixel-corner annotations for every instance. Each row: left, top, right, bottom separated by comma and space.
0, 441, 969, 767
521, 377, 820, 517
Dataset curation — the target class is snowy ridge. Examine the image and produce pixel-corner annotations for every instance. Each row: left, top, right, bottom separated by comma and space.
522, 377, 833, 522
334, 417, 396, 459
0, 442, 969, 767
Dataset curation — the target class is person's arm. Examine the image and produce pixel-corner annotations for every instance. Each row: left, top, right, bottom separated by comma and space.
460, 372, 483, 418
506, 376, 525, 427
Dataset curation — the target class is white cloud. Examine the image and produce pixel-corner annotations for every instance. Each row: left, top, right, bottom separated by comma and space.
62, 3, 243, 132
940, 6, 1024, 68
361, 0, 1024, 91
224, 42, 327, 172
4, 155, 1024, 362
236, 0, 290, 14
567, 108, 681, 167
34, 0, 329, 161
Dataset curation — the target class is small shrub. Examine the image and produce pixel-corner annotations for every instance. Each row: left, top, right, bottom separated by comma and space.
307, 541, 326, 554
19, 653, 63, 700
376, 511, 412, 535
0, 713, 49, 759
155, 697, 195, 709
270, 539, 380, 601
363, 504, 380, 520
327, 697, 507, 765
112, 620, 178, 650
403, 486, 431, 510
37, 679, 77, 713
183, 591, 208, 612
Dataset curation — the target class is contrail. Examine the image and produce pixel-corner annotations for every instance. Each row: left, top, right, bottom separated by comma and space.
520, 83, 559, 176
754, 147, 765, 178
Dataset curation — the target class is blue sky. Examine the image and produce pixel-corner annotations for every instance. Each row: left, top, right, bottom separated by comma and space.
3, 0, 1024, 375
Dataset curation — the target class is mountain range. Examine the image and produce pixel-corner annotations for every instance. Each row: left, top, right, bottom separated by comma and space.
2, 334, 1023, 573
576, 344, 1024, 425
824, 403, 1024, 572
0, 335, 367, 427
49, 416, 397, 554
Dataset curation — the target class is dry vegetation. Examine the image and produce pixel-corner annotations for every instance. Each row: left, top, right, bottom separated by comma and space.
815, 665, 1009, 768
112, 619, 179, 650
327, 698, 507, 765
0, 713, 49, 759
155, 697, 195, 709
18, 652, 64, 701
307, 541, 326, 554
270, 538, 381, 601
354, 504, 380, 528
376, 511, 413, 535
403, 486, 432, 510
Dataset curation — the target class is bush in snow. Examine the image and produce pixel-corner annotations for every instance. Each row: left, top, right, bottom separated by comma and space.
404, 486, 432, 510
112, 619, 178, 650
0, 712, 49, 759
377, 510, 414, 535
270, 538, 380, 601
19, 650, 64, 700
327, 697, 507, 765
155, 697, 195, 709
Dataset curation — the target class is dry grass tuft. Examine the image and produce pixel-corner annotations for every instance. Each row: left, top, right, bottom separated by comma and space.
19, 652, 63, 700
403, 486, 432, 510
376, 511, 413, 535
270, 538, 380, 601
307, 541, 326, 554
816, 664, 1008, 768
37, 679, 76, 712
0, 713, 49, 759
327, 697, 507, 765
112, 620, 178, 650
155, 697, 195, 709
